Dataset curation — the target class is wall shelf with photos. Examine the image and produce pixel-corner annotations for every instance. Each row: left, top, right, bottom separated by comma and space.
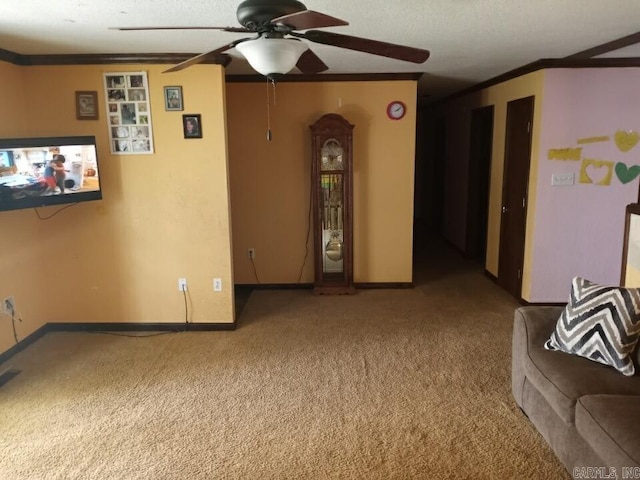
103, 72, 154, 154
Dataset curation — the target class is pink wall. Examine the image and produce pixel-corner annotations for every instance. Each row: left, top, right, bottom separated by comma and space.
530, 68, 640, 301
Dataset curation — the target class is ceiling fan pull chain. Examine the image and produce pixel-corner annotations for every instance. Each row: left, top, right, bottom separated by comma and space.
266, 77, 272, 141
271, 78, 277, 107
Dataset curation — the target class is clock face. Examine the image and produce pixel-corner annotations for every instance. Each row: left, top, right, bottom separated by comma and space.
387, 101, 406, 120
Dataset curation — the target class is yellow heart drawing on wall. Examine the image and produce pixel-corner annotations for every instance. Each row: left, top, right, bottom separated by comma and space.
580, 159, 614, 186
614, 130, 640, 152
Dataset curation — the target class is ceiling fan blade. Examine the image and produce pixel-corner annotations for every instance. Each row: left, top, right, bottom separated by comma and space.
301, 30, 430, 64
296, 49, 329, 74
272, 10, 349, 30
163, 39, 249, 73
110, 26, 251, 33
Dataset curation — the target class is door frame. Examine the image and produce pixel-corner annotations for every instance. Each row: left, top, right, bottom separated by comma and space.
497, 96, 535, 299
466, 105, 494, 262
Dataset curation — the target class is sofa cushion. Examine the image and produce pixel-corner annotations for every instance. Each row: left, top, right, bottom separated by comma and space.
519, 307, 640, 424
576, 395, 640, 468
545, 277, 640, 376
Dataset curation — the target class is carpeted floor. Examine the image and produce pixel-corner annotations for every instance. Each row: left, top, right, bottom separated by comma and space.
0, 235, 569, 479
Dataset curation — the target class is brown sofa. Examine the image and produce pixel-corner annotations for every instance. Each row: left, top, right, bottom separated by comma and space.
512, 306, 640, 477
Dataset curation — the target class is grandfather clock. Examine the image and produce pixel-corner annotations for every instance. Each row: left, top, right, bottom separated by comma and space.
310, 113, 355, 294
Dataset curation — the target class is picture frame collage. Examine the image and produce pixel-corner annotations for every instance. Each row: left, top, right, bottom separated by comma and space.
103, 72, 154, 154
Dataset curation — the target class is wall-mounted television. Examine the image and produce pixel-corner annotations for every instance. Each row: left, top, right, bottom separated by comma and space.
0, 135, 102, 212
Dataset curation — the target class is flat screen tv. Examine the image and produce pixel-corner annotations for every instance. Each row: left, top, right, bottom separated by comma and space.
0, 135, 102, 212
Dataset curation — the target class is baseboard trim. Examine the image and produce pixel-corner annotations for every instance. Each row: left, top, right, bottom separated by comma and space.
237, 283, 313, 290
0, 323, 51, 365
354, 282, 413, 289
484, 270, 498, 282
238, 282, 413, 289
482, 270, 566, 306
47, 322, 237, 332
518, 300, 567, 307
0, 368, 21, 387
0, 321, 236, 365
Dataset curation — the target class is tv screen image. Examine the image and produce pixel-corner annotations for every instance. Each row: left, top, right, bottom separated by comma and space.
0, 135, 102, 212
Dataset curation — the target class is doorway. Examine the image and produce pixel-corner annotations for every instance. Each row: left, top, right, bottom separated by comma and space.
497, 96, 534, 299
466, 106, 494, 262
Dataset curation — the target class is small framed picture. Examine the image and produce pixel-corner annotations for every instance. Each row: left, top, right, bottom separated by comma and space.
183, 114, 202, 139
164, 86, 183, 111
75, 91, 99, 120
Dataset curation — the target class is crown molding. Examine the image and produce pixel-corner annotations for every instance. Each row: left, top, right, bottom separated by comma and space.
0, 48, 28, 65
0, 49, 420, 83
0, 50, 231, 67
3, 48, 638, 106
430, 57, 640, 107
565, 30, 640, 59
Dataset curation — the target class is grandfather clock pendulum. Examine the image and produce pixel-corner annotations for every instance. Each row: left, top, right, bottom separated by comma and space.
310, 113, 355, 294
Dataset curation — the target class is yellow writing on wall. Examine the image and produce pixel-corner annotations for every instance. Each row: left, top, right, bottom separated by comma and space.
577, 135, 610, 145
548, 147, 582, 161
579, 158, 614, 186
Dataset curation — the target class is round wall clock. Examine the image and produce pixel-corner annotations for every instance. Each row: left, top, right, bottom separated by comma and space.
386, 101, 406, 120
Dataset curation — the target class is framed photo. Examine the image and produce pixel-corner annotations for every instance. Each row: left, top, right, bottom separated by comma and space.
103, 72, 154, 154
164, 86, 183, 111
75, 91, 98, 120
183, 114, 202, 139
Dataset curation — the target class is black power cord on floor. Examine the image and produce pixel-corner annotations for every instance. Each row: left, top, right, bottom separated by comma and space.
89, 287, 189, 338
7, 284, 191, 342
250, 257, 261, 284
3, 308, 22, 345
182, 287, 189, 331
297, 165, 314, 283
89, 331, 175, 338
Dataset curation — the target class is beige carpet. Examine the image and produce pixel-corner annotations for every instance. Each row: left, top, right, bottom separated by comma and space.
0, 241, 568, 479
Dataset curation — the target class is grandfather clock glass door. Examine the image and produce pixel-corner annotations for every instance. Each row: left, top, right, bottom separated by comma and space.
311, 114, 355, 294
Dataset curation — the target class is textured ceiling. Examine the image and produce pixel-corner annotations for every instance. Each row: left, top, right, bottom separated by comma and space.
2, 0, 640, 99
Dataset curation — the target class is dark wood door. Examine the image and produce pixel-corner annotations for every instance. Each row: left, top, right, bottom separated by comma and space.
466, 106, 494, 262
498, 96, 534, 299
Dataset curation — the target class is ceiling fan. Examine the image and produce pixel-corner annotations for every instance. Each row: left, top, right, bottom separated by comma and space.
113, 0, 430, 79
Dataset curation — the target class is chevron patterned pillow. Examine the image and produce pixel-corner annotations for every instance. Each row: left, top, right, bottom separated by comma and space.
544, 277, 640, 376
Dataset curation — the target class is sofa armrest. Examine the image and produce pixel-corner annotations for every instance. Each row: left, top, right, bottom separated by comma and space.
512, 306, 564, 408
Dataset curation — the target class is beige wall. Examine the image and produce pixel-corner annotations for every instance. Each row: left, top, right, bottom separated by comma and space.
1, 67, 418, 357
0, 62, 234, 356
625, 265, 640, 287
440, 71, 545, 298
227, 80, 417, 284
0, 62, 30, 354
481, 72, 545, 300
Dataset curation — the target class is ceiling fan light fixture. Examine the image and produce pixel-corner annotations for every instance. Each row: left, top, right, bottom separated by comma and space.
236, 37, 308, 77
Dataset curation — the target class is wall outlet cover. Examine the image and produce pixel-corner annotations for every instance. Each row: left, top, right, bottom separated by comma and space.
3, 296, 15, 315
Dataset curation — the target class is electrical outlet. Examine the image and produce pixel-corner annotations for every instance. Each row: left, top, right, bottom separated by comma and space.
213, 278, 222, 292
3, 296, 15, 315
248, 248, 255, 259
178, 278, 187, 292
